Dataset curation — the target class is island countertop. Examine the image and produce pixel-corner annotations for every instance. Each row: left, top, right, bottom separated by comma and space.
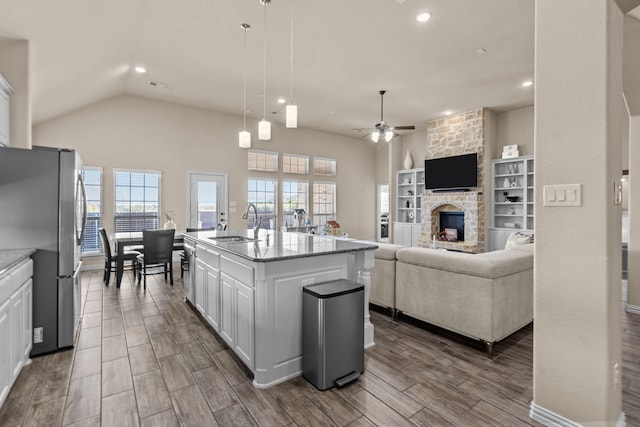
184, 229, 377, 262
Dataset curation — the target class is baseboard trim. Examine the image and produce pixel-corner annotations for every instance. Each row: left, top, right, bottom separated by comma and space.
530, 402, 625, 427
625, 303, 640, 315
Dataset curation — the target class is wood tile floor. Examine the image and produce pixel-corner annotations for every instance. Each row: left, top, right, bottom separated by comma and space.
0, 268, 638, 426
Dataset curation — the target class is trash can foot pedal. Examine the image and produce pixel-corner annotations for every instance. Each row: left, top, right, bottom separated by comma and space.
335, 371, 360, 387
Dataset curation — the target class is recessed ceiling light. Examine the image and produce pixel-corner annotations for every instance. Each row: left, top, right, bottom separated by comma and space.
134, 66, 147, 74
277, 98, 286, 104
416, 12, 431, 23
443, 110, 453, 116
522, 80, 534, 87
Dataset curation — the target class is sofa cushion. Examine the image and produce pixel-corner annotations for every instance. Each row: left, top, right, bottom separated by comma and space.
375, 243, 406, 261
396, 247, 533, 279
505, 232, 534, 250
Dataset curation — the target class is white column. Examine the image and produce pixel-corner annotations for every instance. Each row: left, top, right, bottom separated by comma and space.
532, 0, 624, 425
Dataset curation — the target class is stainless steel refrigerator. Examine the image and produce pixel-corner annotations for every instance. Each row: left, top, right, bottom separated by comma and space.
0, 145, 87, 356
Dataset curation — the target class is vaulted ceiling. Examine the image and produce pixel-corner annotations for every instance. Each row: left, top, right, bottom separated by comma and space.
0, 1, 581, 138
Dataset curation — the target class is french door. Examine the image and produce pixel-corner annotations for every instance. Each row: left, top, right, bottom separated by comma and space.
187, 172, 228, 230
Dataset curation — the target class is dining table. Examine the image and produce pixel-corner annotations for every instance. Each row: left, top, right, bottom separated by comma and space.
112, 231, 184, 288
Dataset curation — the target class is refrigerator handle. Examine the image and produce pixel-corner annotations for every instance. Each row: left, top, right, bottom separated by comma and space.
77, 173, 88, 245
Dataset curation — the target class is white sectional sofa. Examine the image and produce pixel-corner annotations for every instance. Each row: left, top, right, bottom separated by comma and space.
371, 242, 534, 354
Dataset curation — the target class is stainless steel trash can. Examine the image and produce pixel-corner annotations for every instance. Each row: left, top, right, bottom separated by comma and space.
302, 279, 364, 390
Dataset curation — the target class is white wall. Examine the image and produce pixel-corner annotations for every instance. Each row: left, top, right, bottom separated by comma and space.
494, 105, 535, 159
400, 130, 428, 169
33, 95, 377, 240
533, 0, 623, 424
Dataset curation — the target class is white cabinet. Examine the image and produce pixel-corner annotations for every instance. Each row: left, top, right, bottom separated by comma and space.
219, 255, 255, 370
233, 281, 254, 368
0, 257, 33, 408
220, 273, 235, 347
194, 246, 220, 331
220, 271, 256, 369
0, 300, 10, 406
393, 222, 421, 247
488, 156, 534, 251
194, 259, 206, 315
22, 281, 32, 360
10, 288, 24, 381
205, 266, 220, 331
0, 74, 13, 147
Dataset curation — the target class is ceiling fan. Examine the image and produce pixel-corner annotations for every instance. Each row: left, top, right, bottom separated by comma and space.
360, 90, 415, 143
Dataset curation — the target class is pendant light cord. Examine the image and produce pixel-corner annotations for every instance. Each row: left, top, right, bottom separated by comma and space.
243, 25, 248, 130
262, 0, 267, 121
289, 2, 293, 104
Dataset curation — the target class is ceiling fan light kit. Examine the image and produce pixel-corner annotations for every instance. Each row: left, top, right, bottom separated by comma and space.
369, 90, 415, 143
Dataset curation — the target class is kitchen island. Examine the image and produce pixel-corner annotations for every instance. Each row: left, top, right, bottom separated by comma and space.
182, 229, 377, 388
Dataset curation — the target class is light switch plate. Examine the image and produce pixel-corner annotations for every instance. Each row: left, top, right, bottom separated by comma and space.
543, 184, 582, 207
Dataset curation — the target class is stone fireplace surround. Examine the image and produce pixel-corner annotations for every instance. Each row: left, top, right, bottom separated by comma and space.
421, 191, 483, 253
418, 108, 486, 252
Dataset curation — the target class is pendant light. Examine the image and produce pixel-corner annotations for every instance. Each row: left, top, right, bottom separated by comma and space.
258, 0, 271, 140
285, 1, 297, 128
239, 23, 251, 148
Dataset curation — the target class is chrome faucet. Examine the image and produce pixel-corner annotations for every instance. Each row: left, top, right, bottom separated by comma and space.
241, 203, 261, 236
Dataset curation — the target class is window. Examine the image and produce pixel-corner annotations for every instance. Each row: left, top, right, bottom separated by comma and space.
247, 178, 277, 229
248, 150, 278, 172
81, 167, 102, 254
312, 182, 336, 226
282, 180, 309, 227
283, 154, 309, 174
114, 169, 161, 232
313, 157, 336, 176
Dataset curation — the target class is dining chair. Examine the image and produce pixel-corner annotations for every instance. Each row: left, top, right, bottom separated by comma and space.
180, 227, 215, 278
136, 229, 175, 290
99, 228, 140, 286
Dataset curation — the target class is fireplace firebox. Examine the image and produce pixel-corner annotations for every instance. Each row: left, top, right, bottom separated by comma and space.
439, 211, 464, 241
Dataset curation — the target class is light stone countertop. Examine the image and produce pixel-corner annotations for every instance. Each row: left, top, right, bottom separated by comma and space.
0, 249, 35, 276
185, 230, 377, 262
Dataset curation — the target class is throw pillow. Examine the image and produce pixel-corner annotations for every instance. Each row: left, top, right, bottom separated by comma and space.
505, 232, 533, 250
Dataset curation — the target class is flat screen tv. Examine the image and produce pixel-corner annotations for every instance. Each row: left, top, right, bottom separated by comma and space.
425, 153, 478, 191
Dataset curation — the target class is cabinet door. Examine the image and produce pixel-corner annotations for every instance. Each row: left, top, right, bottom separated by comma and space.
23, 280, 32, 361
194, 259, 206, 315
234, 280, 254, 370
10, 288, 23, 381
393, 223, 411, 246
205, 266, 220, 332
0, 300, 10, 406
219, 273, 235, 347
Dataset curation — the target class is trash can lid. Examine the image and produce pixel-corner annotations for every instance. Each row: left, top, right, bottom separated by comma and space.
303, 279, 364, 299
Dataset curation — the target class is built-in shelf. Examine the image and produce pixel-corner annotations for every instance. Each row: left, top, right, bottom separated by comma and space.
394, 168, 424, 246
488, 155, 534, 251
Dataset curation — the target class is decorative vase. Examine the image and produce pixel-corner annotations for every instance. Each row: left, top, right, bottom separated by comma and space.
163, 220, 176, 230
403, 150, 413, 170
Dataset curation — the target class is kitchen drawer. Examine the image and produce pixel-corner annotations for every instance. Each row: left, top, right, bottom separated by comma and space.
220, 255, 253, 286
0, 274, 11, 303
10, 259, 33, 293
197, 245, 219, 268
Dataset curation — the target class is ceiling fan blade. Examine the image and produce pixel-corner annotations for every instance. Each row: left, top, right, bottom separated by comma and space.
393, 125, 415, 130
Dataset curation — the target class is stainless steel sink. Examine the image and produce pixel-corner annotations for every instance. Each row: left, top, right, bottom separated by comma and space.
208, 235, 257, 243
